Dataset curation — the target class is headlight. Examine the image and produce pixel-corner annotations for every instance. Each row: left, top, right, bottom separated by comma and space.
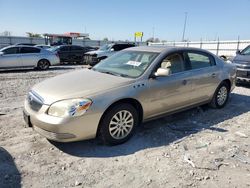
48, 98, 92, 118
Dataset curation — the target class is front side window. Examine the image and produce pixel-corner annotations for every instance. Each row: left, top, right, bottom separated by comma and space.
160, 53, 184, 74
71, 46, 83, 51
2, 47, 19, 55
60, 46, 70, 52
187, 52, 213, 69
93, 51, 159, 78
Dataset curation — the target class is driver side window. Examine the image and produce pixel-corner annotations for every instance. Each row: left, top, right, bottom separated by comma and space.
160, 53, 184, 74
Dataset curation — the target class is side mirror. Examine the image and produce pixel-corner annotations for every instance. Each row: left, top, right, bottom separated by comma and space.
0, 52, 4, 56
110, 48, 114, 52
236, 50, 241, 55
154, 68, 171, 77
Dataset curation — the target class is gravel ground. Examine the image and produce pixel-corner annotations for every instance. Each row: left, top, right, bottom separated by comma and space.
0, 66, 250, 188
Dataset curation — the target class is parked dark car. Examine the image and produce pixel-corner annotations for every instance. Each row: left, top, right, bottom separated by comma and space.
84, 43, 136, 66
232, 45, 250, 82
49, 45, 95, 64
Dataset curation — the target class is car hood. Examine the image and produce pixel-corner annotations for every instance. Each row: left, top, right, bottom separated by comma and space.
85, 50, 105, 55
233, 55, 250, 64
32, 69, 134, 105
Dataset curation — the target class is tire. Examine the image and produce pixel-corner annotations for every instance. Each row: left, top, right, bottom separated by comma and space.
209, 82, 230, 108
37, 59, 50, 70
99, 103, 139, 145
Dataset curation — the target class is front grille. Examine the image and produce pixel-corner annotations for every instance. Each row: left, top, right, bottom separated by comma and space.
27, 91, 43, 112
234, 62, 250, 70
236, 70, 250, 78
84, 54, 98, 64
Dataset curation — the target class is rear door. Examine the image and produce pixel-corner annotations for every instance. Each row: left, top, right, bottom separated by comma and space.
184, 51, 220, 104
0, 47, 21, 68
20, 47, 41, 66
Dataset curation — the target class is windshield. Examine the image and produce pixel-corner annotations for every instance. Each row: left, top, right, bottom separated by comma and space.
99, 44, 112, 51
93, 51, 159, 78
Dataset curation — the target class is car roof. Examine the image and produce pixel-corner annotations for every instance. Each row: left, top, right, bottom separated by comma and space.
1, 45, 42, 51
124, 46, 214, 54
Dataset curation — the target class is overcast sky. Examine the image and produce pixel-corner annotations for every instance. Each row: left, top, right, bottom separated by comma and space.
0, 0, 250, 41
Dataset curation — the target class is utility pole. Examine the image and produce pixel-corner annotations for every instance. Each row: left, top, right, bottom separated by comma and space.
152, 27, 155, 41
182, 12, 188, 41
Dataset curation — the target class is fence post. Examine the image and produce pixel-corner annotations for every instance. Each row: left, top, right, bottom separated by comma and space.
236, 36, 240, 51
216, 38, 220, 56
187, 41, 189, 47
200, 38, 203, 49
173, 41, 175, 46
9, 36, 12, 45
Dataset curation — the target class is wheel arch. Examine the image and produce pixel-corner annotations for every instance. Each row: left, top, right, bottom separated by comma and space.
221, 79, 231, 90
96, 98, 143, 137
37, 58, 51, 67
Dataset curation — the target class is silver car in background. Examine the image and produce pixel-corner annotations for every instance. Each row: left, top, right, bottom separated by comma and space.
0, 45, 60, 70
24, 46, 236, 145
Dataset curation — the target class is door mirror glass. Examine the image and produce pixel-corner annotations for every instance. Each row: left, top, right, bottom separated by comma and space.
110, 48, 114, 52
155, 68, 171, 77
236, 50, 241, 55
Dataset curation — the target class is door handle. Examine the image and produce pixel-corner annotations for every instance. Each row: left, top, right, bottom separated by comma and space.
211, 73, 216, 78
182, 80, 187, 85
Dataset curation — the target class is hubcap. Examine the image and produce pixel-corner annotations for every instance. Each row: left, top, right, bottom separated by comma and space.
109, 110, 134, 139
217, 86, 228, 106
39, 61, 48, 69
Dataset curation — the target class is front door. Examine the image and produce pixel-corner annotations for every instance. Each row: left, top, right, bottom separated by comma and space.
144, 52, 192, 119
0, 47, 21, 68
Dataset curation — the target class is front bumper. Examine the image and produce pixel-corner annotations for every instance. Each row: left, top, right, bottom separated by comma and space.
23, 99, 102, 142
236, 68, 250, 82
83, 54, 99, 65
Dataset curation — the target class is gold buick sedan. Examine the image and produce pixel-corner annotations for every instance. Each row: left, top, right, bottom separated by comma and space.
23, 46, 236, 145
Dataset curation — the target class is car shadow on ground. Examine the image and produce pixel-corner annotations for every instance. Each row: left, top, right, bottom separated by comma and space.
51, 92, 250, 158
0, 147, 21, 188
0, 65, 82, 74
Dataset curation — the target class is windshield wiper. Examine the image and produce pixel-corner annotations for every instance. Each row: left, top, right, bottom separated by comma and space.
99, 70, 129, 78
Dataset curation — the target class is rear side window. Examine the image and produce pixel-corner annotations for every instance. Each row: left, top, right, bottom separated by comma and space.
187, 52, 214, 69
3, 47, 19, 54
20, 47, 40, 54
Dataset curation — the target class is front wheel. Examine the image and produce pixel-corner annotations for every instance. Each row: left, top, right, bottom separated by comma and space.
99, 104, 139, 145
209, 82, 230, 108
37, 59, 50, 70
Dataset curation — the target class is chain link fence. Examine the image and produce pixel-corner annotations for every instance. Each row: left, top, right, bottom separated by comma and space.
149, 39, 250, 57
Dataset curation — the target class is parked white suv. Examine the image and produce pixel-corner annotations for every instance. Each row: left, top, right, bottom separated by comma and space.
84, 43, 135, 66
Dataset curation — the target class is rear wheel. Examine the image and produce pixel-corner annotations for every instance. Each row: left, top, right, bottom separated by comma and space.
210, 82, 230, 108
99, 103, 138, 145
37, 59, 50, 70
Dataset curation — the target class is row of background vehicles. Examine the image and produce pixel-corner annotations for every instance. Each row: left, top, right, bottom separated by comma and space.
0, 42, 136, 70
0, 36, 250, 83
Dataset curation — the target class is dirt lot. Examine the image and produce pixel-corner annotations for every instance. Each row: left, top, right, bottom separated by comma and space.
0, 66, 249, 188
